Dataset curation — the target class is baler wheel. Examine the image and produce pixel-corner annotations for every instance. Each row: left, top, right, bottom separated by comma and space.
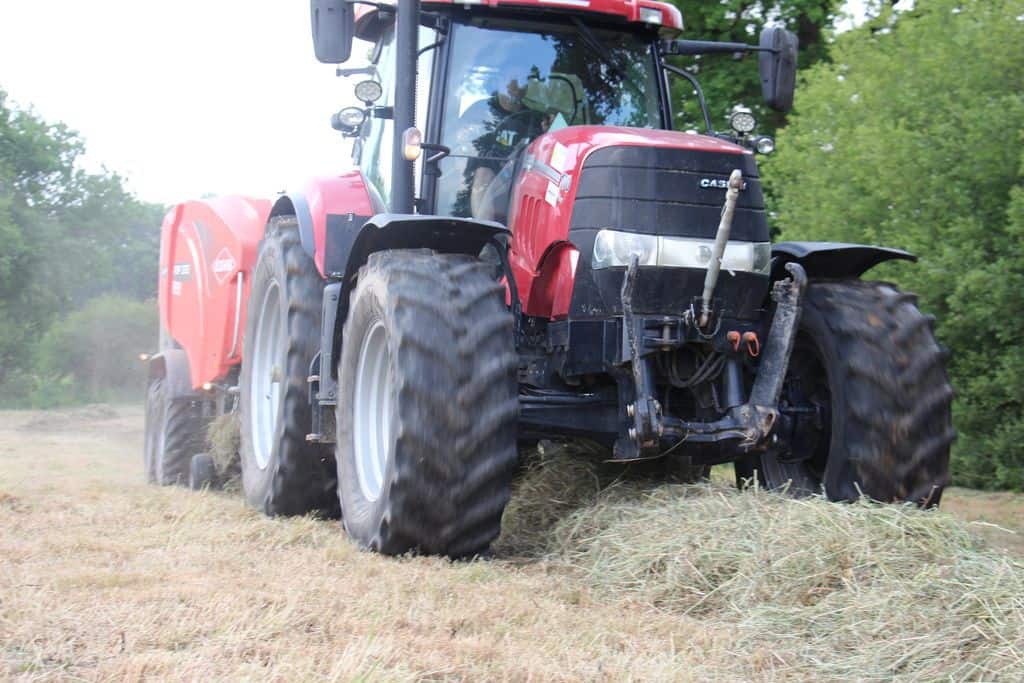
143, 377, 205, 486
238, 216, 338, 517
335, 250, 518, 557
742, 280, 953, 506
189, 453, 217, 490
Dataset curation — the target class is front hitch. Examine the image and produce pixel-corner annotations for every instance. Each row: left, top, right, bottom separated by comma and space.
619, 261, 808, 456
662, 261, 808, 449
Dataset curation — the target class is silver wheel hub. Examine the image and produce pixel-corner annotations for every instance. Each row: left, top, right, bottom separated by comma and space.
250, 280, 284, 470
353, 320, 392, 502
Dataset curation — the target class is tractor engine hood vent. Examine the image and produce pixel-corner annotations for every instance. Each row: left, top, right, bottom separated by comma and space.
566, 144, 770, 321
569, 145, 768, 243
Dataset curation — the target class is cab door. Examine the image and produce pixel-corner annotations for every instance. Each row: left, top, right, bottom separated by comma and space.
356, 22, 436, 212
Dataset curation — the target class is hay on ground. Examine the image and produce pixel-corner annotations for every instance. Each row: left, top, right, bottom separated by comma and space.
496, 440, 666, 557
549, 483, 1024, 680
206, 412, 240, 485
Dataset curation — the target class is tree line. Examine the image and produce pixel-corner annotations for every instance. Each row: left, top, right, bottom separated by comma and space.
0, 0, 1021, 487
0, 91, 163, 405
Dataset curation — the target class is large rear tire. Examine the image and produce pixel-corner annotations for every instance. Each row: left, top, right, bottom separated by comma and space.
335, 250, 519, 557
143, 377, 206, 486
745, 280, 953, 506
239, 216, 338, 517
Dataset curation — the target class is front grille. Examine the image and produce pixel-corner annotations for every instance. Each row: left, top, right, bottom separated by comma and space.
570, 146, 769, 243
566, 145, 770, 321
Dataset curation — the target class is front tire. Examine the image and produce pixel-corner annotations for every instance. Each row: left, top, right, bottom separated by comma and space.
748, 280, 953, 506
239, 216, 338, 517
335, 250, 519, 557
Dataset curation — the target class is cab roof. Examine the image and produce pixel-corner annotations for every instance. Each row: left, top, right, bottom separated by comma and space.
354, 0, 683, 42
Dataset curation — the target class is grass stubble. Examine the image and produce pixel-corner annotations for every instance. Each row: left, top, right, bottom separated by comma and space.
1, 407, 1022, 680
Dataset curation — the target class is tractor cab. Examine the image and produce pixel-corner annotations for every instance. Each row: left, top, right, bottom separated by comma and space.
321, 0, 753, 219
432, 17, 663, 223
334, 1, 681, 224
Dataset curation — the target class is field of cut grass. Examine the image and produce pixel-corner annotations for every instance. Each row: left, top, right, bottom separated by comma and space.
1, 405, 1023, 681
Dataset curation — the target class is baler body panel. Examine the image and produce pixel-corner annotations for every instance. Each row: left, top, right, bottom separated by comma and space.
505, 126, 762, 319
158, 196, 270, 389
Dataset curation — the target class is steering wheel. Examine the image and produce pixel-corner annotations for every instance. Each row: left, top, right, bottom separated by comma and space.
487, 108, 546, 155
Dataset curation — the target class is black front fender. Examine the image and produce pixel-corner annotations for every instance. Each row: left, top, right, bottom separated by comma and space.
339, 214, 510, 288
323, 213, 510, 380
771, 241, 916, 280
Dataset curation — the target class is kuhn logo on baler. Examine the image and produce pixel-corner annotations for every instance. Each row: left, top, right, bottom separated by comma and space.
211, 248, 236, 284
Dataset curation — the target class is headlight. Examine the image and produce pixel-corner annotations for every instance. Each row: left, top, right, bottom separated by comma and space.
729, 109, 757, 134
754, 136, 776, 155
354, 79, 383, 104
593, 230, 657, 269
332, 106, 366, 133
639, 7, 663, 24
592, 229, 771, 275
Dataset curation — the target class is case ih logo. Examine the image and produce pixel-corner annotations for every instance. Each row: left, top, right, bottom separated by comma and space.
700, 178, 729, 189
212, 248, 237, 284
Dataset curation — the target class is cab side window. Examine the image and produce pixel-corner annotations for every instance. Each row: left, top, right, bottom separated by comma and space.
358, 28, 397, 207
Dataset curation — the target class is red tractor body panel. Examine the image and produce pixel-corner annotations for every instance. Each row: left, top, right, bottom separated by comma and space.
158, 196, 270, 389
294, 172, 380, 277
506, 126, 751, 318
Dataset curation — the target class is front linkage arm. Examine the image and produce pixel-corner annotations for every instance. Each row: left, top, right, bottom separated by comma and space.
662, 262, 808, 449
620, 260, 808, 456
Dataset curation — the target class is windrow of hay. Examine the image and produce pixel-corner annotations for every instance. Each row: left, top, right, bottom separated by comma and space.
495, 441, 665, 556
544, 482, 1024, 680
494, 443, 606, 556
206, 412, 241, 485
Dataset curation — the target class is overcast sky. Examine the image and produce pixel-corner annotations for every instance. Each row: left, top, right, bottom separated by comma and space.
1, 1, 878, 207
0, 1, 364, 205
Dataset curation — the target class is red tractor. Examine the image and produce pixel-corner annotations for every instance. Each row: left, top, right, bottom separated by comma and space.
145, 0, 953, 556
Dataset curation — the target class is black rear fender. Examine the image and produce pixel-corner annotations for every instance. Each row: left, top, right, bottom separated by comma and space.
147, 348, 195, 400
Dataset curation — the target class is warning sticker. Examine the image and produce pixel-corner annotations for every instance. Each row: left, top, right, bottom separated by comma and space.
212, 247, 237, 284
545, 180, 559, 207
550, 141, 568, 172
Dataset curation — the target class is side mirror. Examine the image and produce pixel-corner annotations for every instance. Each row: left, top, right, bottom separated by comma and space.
311, 0, 354, 64
758, 28, 798, 112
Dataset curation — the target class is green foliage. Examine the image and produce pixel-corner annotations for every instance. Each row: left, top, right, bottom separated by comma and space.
0, 90, 163, 402
664, 0, 843, 135
22, 295, 157, 407
767, 0, 1024, 488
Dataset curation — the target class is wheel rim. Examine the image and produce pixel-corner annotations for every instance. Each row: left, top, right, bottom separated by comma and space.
250, 279, 284, 470
353, 320, 392, 502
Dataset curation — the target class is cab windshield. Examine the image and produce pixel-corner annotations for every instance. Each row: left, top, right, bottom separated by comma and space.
435, 20, 662, 220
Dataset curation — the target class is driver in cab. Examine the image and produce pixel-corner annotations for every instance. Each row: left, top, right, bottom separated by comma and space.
452, 69, 579, 221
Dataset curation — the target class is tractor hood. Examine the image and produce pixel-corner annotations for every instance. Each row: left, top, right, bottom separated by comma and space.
506, 126, 769, 320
